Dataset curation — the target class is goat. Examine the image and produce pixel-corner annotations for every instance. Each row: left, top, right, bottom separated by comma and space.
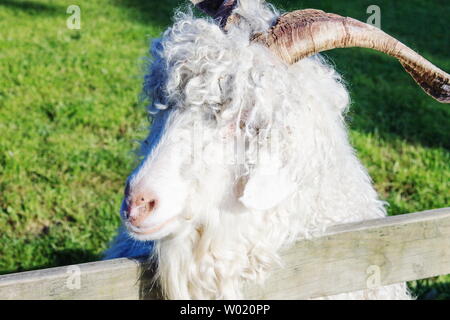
105, 0, 449, 299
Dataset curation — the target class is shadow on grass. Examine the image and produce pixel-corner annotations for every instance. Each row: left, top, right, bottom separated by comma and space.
0, 0, 63, 16
410, 278, 450, 300
328, 50, 450, 150
114, 0, 186, 28
0, 249, 100, 275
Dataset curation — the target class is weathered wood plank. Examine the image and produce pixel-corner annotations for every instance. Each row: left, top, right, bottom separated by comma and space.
245, 208, 450, 299
0, 208, 449, 300
0, 257, 154, 300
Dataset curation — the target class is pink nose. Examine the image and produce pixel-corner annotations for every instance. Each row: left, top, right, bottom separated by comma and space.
124, 188, 158, 227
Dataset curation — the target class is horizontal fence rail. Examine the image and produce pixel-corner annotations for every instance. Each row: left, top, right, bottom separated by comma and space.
0, 207, 449, 299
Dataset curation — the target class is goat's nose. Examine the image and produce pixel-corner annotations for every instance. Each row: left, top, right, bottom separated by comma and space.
125, 191, 158, 227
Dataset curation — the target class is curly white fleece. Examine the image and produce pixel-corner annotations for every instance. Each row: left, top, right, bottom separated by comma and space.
109, 0, 411, 300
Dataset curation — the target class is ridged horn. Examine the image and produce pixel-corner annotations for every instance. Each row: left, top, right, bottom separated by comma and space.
251, 9, 449, 103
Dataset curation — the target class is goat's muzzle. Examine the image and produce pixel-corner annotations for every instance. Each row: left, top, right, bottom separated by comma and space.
123, 182, 158, 228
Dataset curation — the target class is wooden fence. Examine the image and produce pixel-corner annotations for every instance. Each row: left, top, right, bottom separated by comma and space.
0, 207, 449, 299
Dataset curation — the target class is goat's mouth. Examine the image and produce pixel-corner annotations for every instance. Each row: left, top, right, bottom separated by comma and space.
125, 216, 177, 236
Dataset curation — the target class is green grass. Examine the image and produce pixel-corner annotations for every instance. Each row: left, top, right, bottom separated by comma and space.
0, 0, 449, 299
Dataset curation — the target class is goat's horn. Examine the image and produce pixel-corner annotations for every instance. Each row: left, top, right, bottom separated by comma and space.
252, 9, 450, 103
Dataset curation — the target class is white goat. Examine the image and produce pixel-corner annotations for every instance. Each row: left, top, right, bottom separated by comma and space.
105, 0, 449, 299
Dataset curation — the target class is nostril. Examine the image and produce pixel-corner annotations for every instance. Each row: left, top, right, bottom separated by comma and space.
147, 199, 156, 212
135, 194, 157, 210
125, 190, 158, 227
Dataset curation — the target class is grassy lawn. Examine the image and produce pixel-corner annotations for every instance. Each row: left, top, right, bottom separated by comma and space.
0, 0, 448, 299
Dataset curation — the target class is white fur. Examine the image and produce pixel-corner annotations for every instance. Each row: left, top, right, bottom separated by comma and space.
106, 0, 412, 300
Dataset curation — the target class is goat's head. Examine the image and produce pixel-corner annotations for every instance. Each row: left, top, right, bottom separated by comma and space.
121, 0, 449, 241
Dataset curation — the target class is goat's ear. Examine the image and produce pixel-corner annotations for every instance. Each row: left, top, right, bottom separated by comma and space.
238, 167, 296, 211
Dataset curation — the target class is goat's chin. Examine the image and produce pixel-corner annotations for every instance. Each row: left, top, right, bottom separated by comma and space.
124, 217, 179, 241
